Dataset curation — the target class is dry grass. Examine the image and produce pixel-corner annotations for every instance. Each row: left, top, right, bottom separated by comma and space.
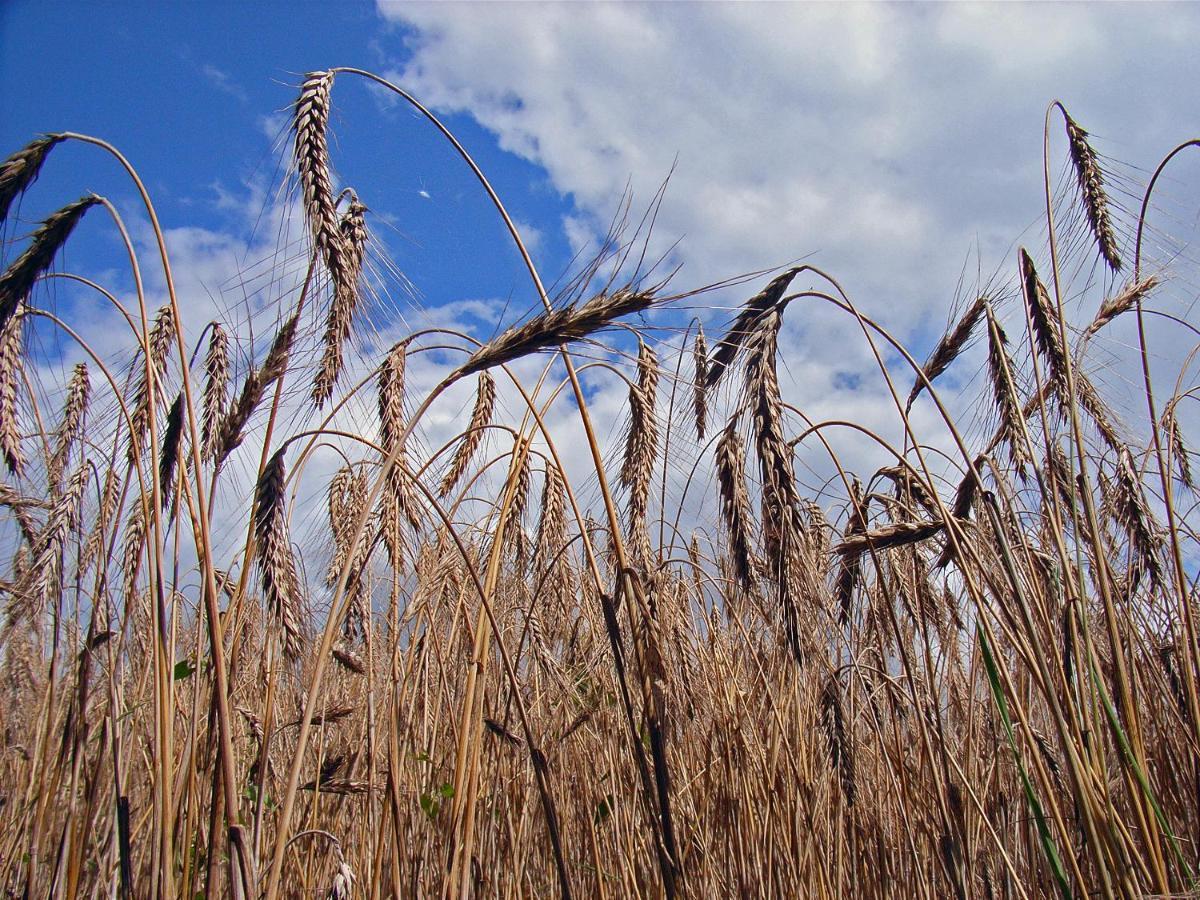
0, 72, 1198, 900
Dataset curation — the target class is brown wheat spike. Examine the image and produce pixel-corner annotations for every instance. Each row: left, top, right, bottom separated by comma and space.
907, 294, 987, 410
127, 305, 176, 463
377, 342, 420, 565
707, 267, 801, 391
294, 72, 346, 286
332, 645, 365, 675
0, 305, 25, 474
158, 392, 184, 509
534, 462, 573, 606
458, 287, 656, 376
820, 676, 857, 806
621, 340, 659, 562
326, 466, 355, 586
693, 325, 708, 440
314, 193, 368, 407
253, 449, 305, 660
215, 313, 298, 466
201, 322, 229, 461
1074, 369, 1123, 455
1107, 448, 1164, 587
0, 135, 64, 225
716, 422, 757, 592
11, 462, 88, 628
0, 480, 40, 547
1169, 413, 1194, 490
78, 466, 120, 577
439, 371, 495, 497
984, 306, 1029, 479
507, 438, 534, 567
0, 196, 100, 330
48, 362, 89, 494
1019, 249, 1069, 401
1083, 275, 1158, 341
1063, 110, 1121, 271
834, 520, 945, 557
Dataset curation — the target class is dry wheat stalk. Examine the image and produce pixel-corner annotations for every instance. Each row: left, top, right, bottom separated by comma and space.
1063, 110, 1121, 271
0, 196, 100, 329
254, 449, 305, 660
0, 305, 25, 474
707, 267, 801, 390
458, 288, 655, 376
0, 135, 63, 225
439, 371, 495, 497
127, 305, 176, 463
48, 362, 89, 494
1083, 276, 1158, 340
314, 193, 369, 406
693, 326, 708, 440
201, 322, 229, 461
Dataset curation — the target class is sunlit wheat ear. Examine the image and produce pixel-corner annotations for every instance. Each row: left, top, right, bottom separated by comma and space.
1062, 109, 1121, 271
820, 676, 857, 806
0, 196, 100, 329
621, 340, 659, 561
215, 313, 298, 467
439, 371, 495, 497
294, 71, 346, 284
0, 134, 63, 224
127, 305, 176, 463
201, 322, 228, 461
377, 342, 419, 565
121, 502, 146, 601
314, 193, 368, 407
9, 461, 88, 629
1083, 276, 1158, 341
326, 465, 354, 586
158, 392, 184, 510
535, 462, 573, 605
0, 481, 38, 547
715, 421, 757, 590
692, 326, 708, 440
984, 306, 1029, 479
78, 467, 119, 577
458, 287, 656, 376
1019, 249, 1068, 401
507, 438, 534, 566
47, 362, 89, 494
907, 294, 986, 410
0, 306, 25, 475
253, 449, 305, 661
706, 266, 801, 390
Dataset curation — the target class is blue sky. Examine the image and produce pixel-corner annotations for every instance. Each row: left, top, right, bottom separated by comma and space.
4, 1, 1200, 501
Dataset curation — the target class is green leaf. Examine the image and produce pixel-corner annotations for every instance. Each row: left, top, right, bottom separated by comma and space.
419, 793, 440, 819
437, 782, 455, 799
173, 659, 196, 681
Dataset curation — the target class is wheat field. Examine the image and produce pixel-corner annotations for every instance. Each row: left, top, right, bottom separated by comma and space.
0, 69, 1198, 899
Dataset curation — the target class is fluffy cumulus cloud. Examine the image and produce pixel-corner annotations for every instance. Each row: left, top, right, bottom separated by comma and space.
373, 2, 1200, 484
